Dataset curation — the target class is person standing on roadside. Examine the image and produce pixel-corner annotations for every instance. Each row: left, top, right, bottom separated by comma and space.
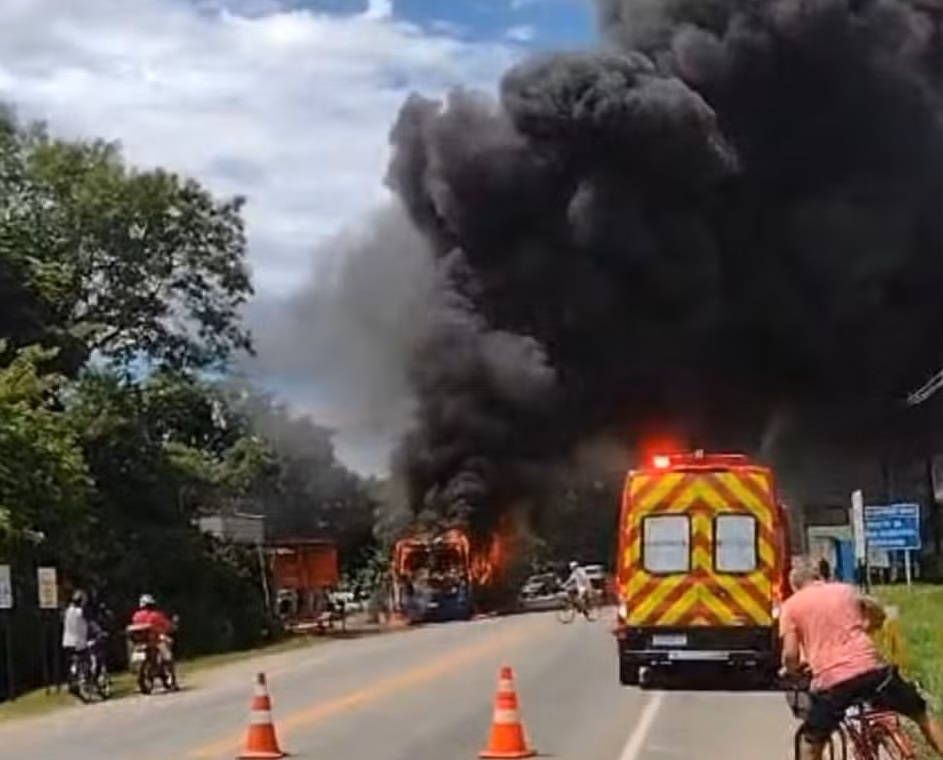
61, 590, 89, 693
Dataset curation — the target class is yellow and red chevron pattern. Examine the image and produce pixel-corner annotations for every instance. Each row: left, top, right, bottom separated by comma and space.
620, 468, 782, 628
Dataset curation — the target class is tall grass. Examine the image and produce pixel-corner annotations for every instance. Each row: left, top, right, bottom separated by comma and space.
876, 584, 943, 759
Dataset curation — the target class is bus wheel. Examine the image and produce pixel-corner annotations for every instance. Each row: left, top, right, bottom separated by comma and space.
619, 660, 640, 686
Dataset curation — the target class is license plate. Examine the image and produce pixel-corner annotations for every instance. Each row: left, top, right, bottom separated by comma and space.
667, 650, 727, 661
652, 634, 688, 648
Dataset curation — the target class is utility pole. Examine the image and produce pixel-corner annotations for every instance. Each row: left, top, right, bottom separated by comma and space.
906, 367, 943, 571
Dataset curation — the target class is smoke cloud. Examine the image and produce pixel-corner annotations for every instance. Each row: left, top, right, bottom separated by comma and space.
259, 0, 943, 537
246, 203, 434, 472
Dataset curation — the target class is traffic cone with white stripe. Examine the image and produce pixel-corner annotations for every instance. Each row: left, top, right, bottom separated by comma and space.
479, 665, 536, 759
238, 672, 287, 759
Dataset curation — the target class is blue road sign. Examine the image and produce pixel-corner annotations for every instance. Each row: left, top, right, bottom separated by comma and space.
864, 503, 921, 551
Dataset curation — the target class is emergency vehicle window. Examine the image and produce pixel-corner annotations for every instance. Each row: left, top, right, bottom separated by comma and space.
642, 515, 690, 574
715, 514, 757, 573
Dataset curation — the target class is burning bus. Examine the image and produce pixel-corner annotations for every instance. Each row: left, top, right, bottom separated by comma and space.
392, 531, 473, 622
390, 526, 506, 622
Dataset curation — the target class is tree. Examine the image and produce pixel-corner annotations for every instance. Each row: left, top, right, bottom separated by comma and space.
63, 370, 273, 653
0, 110, 253, 373
224, 386, 377, 553
0, 105, 389, 699
0, 343, 90, 556
536, 462, 622, 566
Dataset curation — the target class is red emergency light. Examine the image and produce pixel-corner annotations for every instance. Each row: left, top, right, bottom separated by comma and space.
650, 450, 750, 470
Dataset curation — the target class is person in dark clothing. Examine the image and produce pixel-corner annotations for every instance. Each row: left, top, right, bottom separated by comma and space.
817, 557, 832, 581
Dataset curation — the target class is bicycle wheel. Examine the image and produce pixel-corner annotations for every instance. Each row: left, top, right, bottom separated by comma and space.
96, 666, 113, 700
829, 729, 848, 760
68, 658, 92, 703
869, 724, 917, 760
556, 603, 577, 624
793, 726, 847, 760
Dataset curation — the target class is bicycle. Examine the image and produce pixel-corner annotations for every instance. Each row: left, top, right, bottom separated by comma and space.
784, 671, 917, 759
88, 634, 113, 700
67, 635, 112, 703
555, 589, 598, 624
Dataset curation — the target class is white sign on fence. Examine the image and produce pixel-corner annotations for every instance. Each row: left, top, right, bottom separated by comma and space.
36, 567, 58, 609
0, 565, 12, 610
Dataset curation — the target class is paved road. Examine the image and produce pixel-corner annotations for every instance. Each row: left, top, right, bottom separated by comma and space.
0, 609, 797, 759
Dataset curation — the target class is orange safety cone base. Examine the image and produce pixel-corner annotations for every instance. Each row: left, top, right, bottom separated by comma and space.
239, 672, 288, 760
478, 665, 537, 759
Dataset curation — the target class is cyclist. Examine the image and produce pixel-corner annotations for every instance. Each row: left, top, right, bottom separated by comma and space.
779, 556, 943, 760
562, 561, 592, 618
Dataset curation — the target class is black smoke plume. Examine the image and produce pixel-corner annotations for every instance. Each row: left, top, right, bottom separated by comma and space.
378, 0, 943, 537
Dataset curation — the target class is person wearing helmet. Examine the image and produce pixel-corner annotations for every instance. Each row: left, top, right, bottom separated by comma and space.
562, 561, 592, 618
130, 594, 176, 683
131, 594, 173, 635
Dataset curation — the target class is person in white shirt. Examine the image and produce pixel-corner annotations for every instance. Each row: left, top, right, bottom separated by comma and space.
562, 561, 592, 617
62, 590, 89, 693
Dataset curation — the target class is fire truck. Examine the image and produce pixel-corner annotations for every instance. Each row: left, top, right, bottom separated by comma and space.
612, 450, 792, 686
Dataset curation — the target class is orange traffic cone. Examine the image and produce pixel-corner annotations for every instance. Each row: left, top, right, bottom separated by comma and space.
238, 673, 288, 759
479, 665, 536, 759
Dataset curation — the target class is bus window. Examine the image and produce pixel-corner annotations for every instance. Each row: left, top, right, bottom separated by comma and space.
715, 514, 757, 573
642, 515, 690, 574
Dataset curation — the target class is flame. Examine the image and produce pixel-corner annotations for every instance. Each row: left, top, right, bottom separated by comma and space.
391, 520, 512, 590
393, 529, 471, 580
470, 531, 502, 586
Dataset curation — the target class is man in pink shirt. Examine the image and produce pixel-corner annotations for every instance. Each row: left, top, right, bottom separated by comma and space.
779, 560, 943, 760
779, 557, 943, 760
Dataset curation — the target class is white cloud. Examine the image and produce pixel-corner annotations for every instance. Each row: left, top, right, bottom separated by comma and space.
0, 0, 526, 473
0, 0, 518, 296
361, 0, 394, 21
505, 24, 537, 42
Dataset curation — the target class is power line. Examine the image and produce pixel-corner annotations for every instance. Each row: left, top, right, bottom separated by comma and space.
906, 367, 943, 406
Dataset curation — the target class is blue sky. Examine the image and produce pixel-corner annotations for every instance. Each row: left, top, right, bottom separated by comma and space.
0, 0, 598, 473
272, 0, 594, 47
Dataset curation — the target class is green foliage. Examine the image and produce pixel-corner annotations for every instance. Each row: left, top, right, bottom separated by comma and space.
0, 342, 90, 555
225, 385, 377, 553
0, 110, 253, 373
0, 108, 378, 700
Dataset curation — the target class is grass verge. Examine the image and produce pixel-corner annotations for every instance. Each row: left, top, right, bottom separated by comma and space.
0, 628, 346, 722
875, 584, 943, 759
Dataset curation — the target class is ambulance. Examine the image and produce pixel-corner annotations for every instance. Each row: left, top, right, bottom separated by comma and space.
613, 451, 791, 686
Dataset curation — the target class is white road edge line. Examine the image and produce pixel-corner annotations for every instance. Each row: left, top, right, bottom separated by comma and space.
618, 691, 665, 760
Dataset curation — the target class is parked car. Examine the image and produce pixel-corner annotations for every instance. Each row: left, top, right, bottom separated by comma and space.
518, 572, 564, 611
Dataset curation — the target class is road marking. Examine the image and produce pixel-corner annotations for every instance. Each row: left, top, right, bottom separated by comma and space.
618, 691, 665, 760
186, 619, 542, 759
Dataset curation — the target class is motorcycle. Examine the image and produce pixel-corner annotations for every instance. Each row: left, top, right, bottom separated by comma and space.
125, 618, 180, 695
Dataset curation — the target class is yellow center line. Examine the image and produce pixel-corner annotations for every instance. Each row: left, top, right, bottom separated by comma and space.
186, 618, 545, 759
